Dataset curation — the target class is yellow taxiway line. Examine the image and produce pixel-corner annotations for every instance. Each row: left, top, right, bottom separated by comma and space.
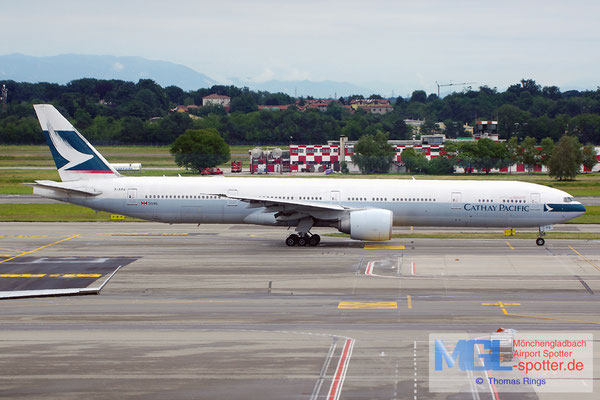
364, 245, 406, 250
569, 246, 600, 272
0, 234, 80, 264
483, 300, 600, 324
338, 301, 398, 309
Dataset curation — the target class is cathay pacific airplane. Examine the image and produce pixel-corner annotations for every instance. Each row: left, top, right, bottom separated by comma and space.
30, 104, 585, 247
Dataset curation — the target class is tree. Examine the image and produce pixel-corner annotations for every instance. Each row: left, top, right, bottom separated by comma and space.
496, 104, 529, 139
351, 131, 395, 174
400, 147, 428, 173
547, 135, 583, 180
444, 139, 508, 173
443, 120, 465, 138
569, 114, 600, 144
520, 136, 540, 172
582, 144, 598, 172
420, 118, 438, 134
230, 93, 258, 113
540, 137, 555, 167
471, 138, 509, 173
170, 129, 230, 172
410, 90, 427, 103
426, 155, 455, 174
505, 136, 520, 172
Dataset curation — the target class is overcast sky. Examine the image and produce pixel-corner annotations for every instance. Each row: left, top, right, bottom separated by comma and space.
3, 0, 599, 96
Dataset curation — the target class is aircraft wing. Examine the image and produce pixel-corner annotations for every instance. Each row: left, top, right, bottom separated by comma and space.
216, 193, 355, 222
220, 194, 347, 210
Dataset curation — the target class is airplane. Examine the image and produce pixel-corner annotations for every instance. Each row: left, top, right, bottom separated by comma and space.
30, 104, 586, 247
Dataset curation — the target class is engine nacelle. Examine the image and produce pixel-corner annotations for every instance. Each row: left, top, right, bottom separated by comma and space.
338, 209, 393, 241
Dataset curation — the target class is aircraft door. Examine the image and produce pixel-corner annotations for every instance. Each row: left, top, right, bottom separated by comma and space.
531, 193, 541, 210
330, 190, 341, 204
451, 192, 461, 209
227, 189, 238, 206
127, 188, 137, 205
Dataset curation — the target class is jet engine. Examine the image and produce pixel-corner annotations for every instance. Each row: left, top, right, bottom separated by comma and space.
338, 209, 393, 241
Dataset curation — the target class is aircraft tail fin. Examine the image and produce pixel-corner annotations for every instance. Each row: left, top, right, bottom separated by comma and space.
33, 104, 120, 181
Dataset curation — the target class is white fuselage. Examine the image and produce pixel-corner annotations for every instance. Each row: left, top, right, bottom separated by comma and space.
34, 176, 585, 229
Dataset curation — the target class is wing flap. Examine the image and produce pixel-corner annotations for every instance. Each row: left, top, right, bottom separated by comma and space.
218, 193, 347, 211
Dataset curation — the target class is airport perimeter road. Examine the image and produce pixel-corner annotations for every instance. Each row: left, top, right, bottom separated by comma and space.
1, 222, 599, 399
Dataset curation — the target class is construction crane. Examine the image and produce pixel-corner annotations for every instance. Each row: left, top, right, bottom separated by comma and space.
435, 81, 476, 98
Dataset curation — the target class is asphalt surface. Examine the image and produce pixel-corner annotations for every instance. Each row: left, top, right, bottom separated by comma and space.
0, 222, 599, 399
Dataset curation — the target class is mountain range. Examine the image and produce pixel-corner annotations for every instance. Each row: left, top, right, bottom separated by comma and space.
0, 53, 374, 97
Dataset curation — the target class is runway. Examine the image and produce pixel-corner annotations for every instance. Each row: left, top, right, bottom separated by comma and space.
1, 222, 599, 399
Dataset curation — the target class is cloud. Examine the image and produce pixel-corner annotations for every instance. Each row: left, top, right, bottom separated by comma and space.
250, 68, 275, 83
111, 62, 124, 72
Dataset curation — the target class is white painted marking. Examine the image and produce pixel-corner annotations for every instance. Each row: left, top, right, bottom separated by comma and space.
413, 340, 418, 400
365, 261, 374, 276
327, 338, 355, 400
310, 337, 338, 400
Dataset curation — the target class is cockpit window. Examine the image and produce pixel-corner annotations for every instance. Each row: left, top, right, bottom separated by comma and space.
564, 197, 574, 203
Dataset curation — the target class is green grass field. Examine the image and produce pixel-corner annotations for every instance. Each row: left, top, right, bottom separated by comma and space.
1, 144, 599, 196
0, 144, 269, 168
0, 203, 142, 222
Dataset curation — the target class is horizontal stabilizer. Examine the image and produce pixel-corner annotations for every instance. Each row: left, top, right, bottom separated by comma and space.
24, 180, 102, 196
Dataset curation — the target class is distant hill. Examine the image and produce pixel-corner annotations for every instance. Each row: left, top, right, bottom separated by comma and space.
231, 78, 375, 98
0, 53, 376, 98
0, 54, 216, 91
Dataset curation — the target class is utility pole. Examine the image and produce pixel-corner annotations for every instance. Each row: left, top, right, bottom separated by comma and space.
435, 81, 476, 98
0, 85, 7, 113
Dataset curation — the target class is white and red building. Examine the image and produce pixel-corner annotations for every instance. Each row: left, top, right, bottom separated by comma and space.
287, 135, 600, 174
202, 94, 231, 108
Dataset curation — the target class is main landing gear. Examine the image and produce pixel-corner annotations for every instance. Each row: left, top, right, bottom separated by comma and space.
285, 233, 321, 247
285, 217, 320, 246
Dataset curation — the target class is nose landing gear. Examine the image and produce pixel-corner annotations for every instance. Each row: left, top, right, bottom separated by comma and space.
536, 225, 551, 246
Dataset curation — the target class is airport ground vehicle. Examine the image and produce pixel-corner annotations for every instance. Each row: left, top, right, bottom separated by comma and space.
231, 160, 242, 173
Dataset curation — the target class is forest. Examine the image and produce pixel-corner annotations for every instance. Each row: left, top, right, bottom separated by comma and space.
1, 78, 599, 146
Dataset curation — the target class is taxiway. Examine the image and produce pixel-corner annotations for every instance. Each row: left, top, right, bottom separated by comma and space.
1, 222, 599, 399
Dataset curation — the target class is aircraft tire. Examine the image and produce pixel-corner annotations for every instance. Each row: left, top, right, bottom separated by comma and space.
308, 235, 320, 247
286, 234, 298, 246
536, 237, 545, 246
297, 236, 307, 246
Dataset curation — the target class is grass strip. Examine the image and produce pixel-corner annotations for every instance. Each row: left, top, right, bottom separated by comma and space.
0, 204, 143, 222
